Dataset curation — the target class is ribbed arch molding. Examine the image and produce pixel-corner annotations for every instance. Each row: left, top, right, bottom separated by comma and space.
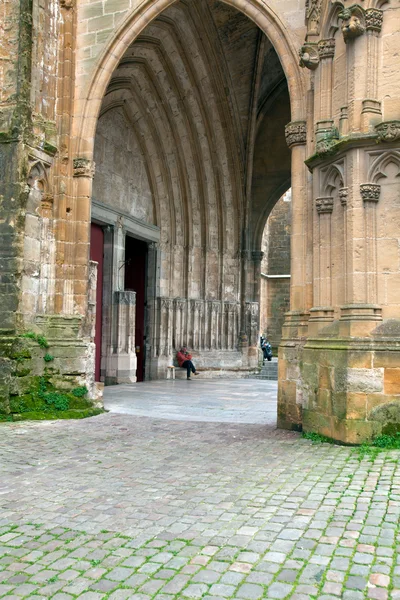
95, 1, 247, 300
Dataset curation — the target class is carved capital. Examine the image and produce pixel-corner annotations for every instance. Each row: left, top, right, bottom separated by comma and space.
161, 297, 173, 310
339, 188, 348, 207
211, 302, 220, 314
41, 193, 54, 210
251, 251, 264, 263
285, 121, 307, 148
318, 38, 335, 59
316, 197, 334, 214
73, 157, 95, 178
339, 6, 366, 42
299, 43, 320, 70
60, 0, 74, 7
175, 298, 186, 310
375, 121, 400, 143
365, 8, 383, 32
360, 184, 381, 203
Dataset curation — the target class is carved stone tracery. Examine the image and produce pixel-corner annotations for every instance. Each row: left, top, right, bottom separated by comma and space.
305, 0, 323, 36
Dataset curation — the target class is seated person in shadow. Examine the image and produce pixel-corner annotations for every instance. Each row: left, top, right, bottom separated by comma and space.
176, 347, 199, 380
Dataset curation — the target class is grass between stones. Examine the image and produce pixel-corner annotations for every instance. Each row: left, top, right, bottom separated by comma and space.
303, 431, 400, 460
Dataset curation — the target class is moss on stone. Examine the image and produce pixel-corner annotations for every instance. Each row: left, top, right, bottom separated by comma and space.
6, 407, 104, 422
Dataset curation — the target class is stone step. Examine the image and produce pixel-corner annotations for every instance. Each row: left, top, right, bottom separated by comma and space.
248, 360, 278, 381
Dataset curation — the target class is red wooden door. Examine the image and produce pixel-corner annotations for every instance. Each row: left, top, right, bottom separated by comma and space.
90, 223, 104, 382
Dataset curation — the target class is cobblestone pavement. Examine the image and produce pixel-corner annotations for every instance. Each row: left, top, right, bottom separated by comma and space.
103, 380, 278, 424
1, 385, 400, 599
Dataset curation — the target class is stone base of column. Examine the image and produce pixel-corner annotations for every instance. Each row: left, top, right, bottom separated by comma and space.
278, 309, 400, 443
339, 304, 382, 337
105, 354, 137, 385
301, 331, 400, 444
0, 315, 104, 421
308, 307, 335, 337
277, 311, 310, 432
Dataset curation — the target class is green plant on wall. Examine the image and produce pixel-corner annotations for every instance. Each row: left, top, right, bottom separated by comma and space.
21, 331, 50, 349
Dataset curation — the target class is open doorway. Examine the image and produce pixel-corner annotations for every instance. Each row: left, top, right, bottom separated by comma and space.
125, 236, 148, 382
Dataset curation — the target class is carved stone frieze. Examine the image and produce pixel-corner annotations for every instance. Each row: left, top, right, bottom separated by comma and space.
339, 6, 366, 42
375, 121, 400, 142
73, 158, 95, 178
360, 184, 381, 202
299, 43, 320, 70
365, 8, 383, 32
285, 121, 307, 148
339, 188, 348, 207
316, 197, 334, 214
318, 38, 335, 59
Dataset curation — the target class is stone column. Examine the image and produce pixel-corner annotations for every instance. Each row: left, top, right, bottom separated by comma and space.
309, 197, 335, 335
339, 183, 383, 336
278, 121, 309, 431
361, 9, 384, 130
362, 183, 381, 305
339, 187, 349, 304
282, 122, 309, 337
251, 251, 264, 306
108, 291, 137, 384
315, 39, 337, 151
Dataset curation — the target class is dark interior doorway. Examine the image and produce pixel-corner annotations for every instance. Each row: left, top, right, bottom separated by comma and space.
90, 223, 104, 382
125, 236, 148, 382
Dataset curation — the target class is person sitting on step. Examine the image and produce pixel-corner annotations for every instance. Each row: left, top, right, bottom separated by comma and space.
176, 347, 199, 380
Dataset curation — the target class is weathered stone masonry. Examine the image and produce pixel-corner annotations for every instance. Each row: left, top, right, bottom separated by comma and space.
0, 0, 399, 441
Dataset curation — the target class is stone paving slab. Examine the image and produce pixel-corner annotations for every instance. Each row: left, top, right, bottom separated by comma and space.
1, 404, 400, 598
103, 380, 278, 425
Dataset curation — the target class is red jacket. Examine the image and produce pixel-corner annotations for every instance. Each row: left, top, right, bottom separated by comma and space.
177, 351, 192, 367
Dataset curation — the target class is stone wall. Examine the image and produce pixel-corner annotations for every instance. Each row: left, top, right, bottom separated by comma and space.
93, 108, 155, 225
260, 192, 291, 350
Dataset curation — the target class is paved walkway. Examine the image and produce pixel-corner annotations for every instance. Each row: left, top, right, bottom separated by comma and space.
0, 380, 400, 599
103, 380, 278, 425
